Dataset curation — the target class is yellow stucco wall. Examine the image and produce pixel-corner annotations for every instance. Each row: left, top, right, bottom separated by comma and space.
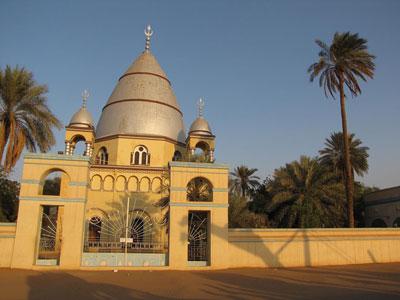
168, 162, 230, 269
0, 223, 16, 267
228, 228, 400, 268
93, 136, 185, 167
11, 153, 90, 269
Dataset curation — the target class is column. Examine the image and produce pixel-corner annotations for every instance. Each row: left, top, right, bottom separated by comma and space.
65, 142, 71, 155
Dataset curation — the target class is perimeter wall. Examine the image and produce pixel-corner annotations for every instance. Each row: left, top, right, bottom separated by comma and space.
0, 223, 16, 267
228, 228, 400, 268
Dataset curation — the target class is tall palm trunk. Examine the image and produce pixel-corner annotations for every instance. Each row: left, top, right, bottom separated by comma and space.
339, 73, 355, 227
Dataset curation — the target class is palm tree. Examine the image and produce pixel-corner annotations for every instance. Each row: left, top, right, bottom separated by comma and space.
0, 66, 61, 172
319, 132, 369, 181
267, 156, 344, 228
230, 165, 260, 198
308, 32, 375, 227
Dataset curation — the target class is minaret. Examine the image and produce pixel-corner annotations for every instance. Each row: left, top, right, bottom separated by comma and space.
65, 89, 95, 156
186, 98, 216, 162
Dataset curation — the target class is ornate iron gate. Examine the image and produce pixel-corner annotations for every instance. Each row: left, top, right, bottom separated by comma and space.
188, 211, 208, 262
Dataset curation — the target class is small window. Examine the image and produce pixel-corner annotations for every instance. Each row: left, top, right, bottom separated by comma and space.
96, 147, 108, 165
173, 150, 182, 161
131, 145, 150, 165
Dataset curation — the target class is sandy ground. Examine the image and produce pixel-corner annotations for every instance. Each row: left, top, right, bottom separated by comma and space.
0, 263, 399, 300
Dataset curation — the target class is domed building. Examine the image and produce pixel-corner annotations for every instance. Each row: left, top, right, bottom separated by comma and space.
9, 26, 230, 270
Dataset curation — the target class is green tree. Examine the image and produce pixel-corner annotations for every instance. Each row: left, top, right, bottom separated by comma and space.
319, 132, 369, 180
230, 165, 260, 198
267, 156, 344, 228
0, 168, 19, 222
228, 192, 267, 228
308, 32, 375, 227
0, 66, 62, 172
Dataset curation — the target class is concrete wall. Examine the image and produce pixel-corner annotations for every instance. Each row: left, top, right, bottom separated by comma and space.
0, 223, 16, 267
228, 228, 400, 268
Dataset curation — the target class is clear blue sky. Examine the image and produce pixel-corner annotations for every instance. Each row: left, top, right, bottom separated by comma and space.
1, 0, 399, 188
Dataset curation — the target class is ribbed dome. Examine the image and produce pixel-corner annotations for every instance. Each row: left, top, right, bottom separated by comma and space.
69, 107, 94, 129
96, 51, 186, 143
189, 117, 213, 136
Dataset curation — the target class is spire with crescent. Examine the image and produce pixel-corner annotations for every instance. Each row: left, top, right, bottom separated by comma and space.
81, 89, 90, 109
144, 25, 153, 51
197, 98, 205, 117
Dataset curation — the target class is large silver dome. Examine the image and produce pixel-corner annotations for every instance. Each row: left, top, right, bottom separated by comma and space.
96, 51, 186, 143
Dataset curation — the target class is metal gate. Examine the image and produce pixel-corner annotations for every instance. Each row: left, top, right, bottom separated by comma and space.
188, 211, 208, 262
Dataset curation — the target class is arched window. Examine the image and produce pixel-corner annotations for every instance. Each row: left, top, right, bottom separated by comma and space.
187, 177, 213, 202
371, 218, 387, 228
41, 170, 69, 196
131, 218, 145, 243
88, 216, 102, 241
130, 210, 153, 243
96, 147, 108, 165
131, 145, 150, 165
172, 150, 182, 161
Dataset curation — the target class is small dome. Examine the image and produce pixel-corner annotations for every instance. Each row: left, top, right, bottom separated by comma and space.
69, 107, 94, 129
189, 117, 213, 136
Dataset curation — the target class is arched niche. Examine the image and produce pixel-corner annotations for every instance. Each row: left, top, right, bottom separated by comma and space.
140, 177, 151, 192
115, 176, 127, 192
127, 176, 139, 192
90, 175, 102, 191
103, 175, 114, 191
152, 177, 162, 193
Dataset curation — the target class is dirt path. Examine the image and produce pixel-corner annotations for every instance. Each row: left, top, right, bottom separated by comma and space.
0, 263, 399, 299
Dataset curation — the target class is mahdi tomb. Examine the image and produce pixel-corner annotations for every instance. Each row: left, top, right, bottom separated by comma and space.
0, 26, 399, 270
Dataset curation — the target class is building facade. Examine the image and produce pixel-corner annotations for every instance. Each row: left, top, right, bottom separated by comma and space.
1, 27, 400, 270
10, 26, 229, 269
364, 186, 400, 228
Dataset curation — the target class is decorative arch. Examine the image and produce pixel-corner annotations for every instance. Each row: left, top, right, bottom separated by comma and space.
130, 209, 153, 243
195, 141, 210, 152
115, 176, 127, 192
103, 175, 114, 191
371, 218, 387, 228
152, 177, 162, 193
127, 176, 139, 192
39, 168, 70, 196
96, 147, 109, 165
131, 145, 150, 165
69, 134, 87, 155
90, 175, 102, 191
187, 177, 213, 202
140, 177, 151, 192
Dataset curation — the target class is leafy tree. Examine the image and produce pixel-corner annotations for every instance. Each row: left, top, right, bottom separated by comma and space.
308, 32, 375, 227
0, 66, 62, 172
248, 178, 273, 214
267, 156, 344, 228
42, 177, 61, 195
319, 132, 369, 180
228, 192, 267, 228
230, 165, 260, 198
0, 168, 19, 222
